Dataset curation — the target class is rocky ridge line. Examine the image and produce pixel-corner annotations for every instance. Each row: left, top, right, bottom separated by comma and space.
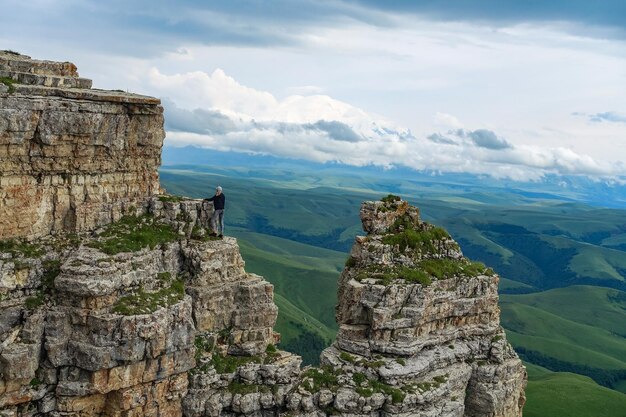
0, 52, 526, 416
1, 197, 289, 416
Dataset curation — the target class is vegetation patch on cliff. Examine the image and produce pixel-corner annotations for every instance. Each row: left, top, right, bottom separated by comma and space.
112, 279, 185, 315
190, 224, 222, 242
25, 293, 45, 309
158, 194, 185, 203
352, 377, 406, 404
194, 334, 215, 360
264, 343, 281, 364
420, 258, 491, 279
211, 352, 261, 374
355, 258, 489, 286
381, 194, 402, 204
0, 76, 16, 93
0, 239, 43, 258
382, 226, 451, 252
300, 366, 341, 393
403, 374, 449, 393
41, 259, 61, 295
88, 215, 178, 254
227, 382, 273, 395
191, 350, 266, 375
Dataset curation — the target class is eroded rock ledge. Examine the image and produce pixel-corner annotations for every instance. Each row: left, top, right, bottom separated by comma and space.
0, 196, 526, 417
1, 52, 525, 416
1, 198, 284, 416
0, 51, 163, 240
182, 197, 526, 417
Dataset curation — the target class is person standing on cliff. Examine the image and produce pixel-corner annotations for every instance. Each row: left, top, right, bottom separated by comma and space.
205, 186, 225, 238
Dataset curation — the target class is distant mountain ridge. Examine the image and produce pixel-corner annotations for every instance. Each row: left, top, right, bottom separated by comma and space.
163, 145, 626, 208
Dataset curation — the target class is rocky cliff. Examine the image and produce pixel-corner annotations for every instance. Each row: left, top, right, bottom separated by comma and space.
319, 199, 526, 416
0, 51, 163, 240
0, 53, 525, 416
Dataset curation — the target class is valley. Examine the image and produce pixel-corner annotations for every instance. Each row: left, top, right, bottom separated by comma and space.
161, 151, 626, 416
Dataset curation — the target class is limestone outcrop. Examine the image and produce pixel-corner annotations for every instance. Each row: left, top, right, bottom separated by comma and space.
0, 51, 163, 240
319, 198, 526, 416
0, 53, 525, 416
178, 198, 526, 417
0, 198, 285, 416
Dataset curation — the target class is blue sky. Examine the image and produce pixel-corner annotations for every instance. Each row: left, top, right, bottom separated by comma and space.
2, 0, 626, 180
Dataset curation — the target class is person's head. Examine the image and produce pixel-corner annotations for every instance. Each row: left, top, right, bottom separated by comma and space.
216, 186, 222, 195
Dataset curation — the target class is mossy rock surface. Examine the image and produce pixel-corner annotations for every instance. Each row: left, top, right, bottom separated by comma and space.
88, 215, 179, 255
112, 280, 185, 315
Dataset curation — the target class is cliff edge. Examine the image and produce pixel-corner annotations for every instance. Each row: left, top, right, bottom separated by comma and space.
0, 51, 163, 240
319, 197, 527, 416
0, 53, 525, 417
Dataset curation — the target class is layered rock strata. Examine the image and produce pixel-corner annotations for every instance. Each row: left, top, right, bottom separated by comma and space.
1, 52, 525, 416
318, 198, 527, 416
0, 51, 163, 240
181, 198, 526, 417
0, 200, 527, 417
0, 198, 286, 416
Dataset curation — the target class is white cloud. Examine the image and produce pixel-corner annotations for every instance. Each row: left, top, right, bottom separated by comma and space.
148, 67, 278, 117
155, 68, 625, 181
6, 4, 626, 171
288, 85, 325, 95
149, 67, 409, 137
434, 112, 463, 129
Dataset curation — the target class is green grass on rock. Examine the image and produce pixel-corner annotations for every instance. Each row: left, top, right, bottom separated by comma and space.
0, 76, 16, 93
112, 280, 185, 315
382, 226, 450, 252
158, 194, 185, 203
0, 239, 43, 258
301, 366, 341, 393
88, 215, 179, 255
355, 258, 489, 286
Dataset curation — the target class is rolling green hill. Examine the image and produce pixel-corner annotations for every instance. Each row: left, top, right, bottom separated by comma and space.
229, 229, 342, 364
160, 164, 626, 413
501, 286, 626, 391
504, 286, 626, 339
439, 206, 626, 291
524, 363, 626, 417
231, 229, 342, 332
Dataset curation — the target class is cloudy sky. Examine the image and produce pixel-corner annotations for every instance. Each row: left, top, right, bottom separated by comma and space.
2, 0, 626, 180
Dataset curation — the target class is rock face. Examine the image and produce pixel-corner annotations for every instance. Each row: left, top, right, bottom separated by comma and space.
0, 53, 525, 416
320, 198, 526, 416
0, 198, 286, 417
0, 51, 163, 240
